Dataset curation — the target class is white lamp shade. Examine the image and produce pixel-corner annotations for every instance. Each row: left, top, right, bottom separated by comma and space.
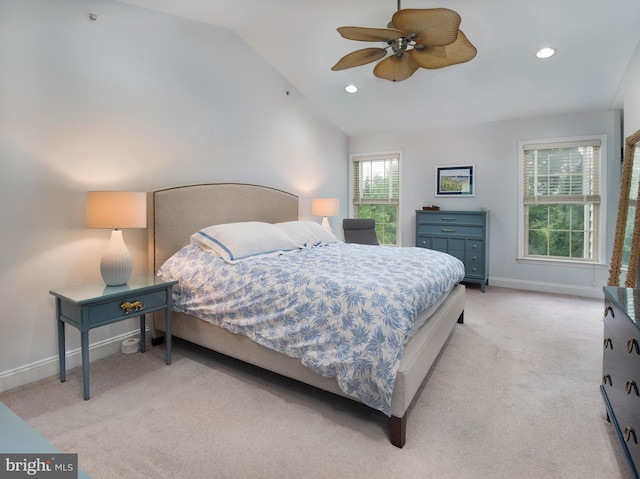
86, 191, 147, 229
312, 198, 339, 233
311, 198, 339, 217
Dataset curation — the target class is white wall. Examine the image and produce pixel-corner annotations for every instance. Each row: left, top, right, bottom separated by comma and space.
0, 0, 347, 391
349, 111, 622, 298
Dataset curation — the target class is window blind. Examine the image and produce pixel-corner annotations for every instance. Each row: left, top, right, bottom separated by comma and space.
353, 156, 400, 205
523, 141, 601, 205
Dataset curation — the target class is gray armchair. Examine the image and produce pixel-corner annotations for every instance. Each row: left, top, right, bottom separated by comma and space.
343, 218, 380, 245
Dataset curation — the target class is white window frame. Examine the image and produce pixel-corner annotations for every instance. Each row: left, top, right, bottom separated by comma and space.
349, 151, 402, 246
517, 135, 607, 265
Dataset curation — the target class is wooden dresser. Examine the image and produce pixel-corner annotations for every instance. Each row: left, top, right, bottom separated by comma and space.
602, 286, 640, 479
415, 210, 489, 291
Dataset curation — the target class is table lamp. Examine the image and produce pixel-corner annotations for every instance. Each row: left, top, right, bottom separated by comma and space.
311, 198, 339, 233
86, 191, 147, 286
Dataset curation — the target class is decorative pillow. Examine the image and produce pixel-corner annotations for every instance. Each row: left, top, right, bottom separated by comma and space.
191, 221, 300, 263
275, 221, 339, 247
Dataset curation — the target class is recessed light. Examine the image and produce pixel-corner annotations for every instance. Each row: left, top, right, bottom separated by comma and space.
345, 84, 358, 93
536, 47, 555, 59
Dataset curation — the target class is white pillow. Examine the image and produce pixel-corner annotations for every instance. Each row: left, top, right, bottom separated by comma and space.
275, 221, 339, 247
191, 221, 300, 263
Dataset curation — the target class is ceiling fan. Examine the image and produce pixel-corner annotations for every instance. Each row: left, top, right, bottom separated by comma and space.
331, 1, 477, 82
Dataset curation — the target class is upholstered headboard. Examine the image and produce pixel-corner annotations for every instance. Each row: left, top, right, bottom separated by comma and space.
147, 183, 299, 274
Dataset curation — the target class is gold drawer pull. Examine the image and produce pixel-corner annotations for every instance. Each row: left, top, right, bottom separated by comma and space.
624, 426, 637, 444
121, 300, 144, 314
441, 228, 456, 233
628, 338, 640, 354
625, 380, 639, 396
604, 338, 613, 350
422, 240, 427, 245
441, 217, 457, 221
472, 244, 478, 249
472, 256, 478, 261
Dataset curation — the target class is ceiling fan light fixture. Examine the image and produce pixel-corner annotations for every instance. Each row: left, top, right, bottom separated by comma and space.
332, 7, 476, 82
536, 47, 555, 59
345, 84, 358, 93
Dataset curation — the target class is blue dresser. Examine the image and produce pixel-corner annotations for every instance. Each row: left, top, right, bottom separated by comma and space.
416, 210, 489, 291
602, 287, 640, 479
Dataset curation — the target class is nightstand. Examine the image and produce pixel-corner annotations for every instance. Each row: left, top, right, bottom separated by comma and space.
50, 276, 178, 400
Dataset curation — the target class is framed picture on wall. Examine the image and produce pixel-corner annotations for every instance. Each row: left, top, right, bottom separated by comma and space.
435, 165, 475, 197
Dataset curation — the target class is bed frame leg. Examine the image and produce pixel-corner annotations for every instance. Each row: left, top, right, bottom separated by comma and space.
151, 335, 165, 347
457, 311, 464, 324
388, 414, 406, 448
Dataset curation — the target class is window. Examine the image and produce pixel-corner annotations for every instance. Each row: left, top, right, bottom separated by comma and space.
351, 152, 401, 246
520, 137, 604, 263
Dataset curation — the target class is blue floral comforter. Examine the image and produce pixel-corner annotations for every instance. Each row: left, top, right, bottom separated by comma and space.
158, 243, 465, 415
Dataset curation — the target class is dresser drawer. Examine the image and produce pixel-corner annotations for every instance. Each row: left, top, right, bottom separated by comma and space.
416, 235, 430, 249
59, 289, 169, 327
465, 260, 485, 279
603, 378, 640, 428
416, 212, 485, 226
606, 383, 640, 467
467, 239, 483, 250
604, 330, 640, 411
603, 385, 640, 476
417, 223, 484, 237
605, 302, 640, 367
88, 290, 168, 324
628, 421, 640, 474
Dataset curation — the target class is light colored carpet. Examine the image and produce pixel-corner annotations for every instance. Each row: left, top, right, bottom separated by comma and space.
0, 287, 633, 479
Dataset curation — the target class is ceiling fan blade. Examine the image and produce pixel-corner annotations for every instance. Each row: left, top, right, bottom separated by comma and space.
337, 26, 404, 42
332, 48, 388, 71
412, 30, 477, 69
392, 8, 461, 46
373, 51, 419, 82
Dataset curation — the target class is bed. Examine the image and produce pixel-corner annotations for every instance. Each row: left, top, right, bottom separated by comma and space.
147, 183, 465, 447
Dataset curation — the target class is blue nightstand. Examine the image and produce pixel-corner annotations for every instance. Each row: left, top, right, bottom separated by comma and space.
49, 276, 178, 400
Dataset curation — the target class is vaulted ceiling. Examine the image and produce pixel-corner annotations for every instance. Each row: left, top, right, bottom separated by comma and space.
115, 0, 640, 137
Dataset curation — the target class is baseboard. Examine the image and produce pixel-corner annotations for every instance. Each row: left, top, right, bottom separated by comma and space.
0, 330, 141, 394
488, 277, 604, 299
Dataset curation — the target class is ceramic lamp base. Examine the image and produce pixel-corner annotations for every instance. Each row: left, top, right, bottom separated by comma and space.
320, 216, 332, 233
100, 230, 132, 286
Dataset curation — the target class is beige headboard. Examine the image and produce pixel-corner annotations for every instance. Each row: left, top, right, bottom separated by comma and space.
147, 183, 299, 274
